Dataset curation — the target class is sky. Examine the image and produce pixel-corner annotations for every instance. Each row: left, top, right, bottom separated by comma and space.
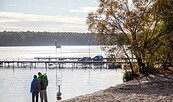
0, 0, 99, 33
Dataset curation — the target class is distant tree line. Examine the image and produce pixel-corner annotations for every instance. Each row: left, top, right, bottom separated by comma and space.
0, 31, 96, 46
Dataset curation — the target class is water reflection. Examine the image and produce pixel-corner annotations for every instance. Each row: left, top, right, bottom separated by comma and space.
0, 67, 123, 102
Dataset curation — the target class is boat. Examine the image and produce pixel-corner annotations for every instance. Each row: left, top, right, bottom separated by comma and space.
108, 63, 121, 69
79, 57, 92, 61
92, 55, 103, 61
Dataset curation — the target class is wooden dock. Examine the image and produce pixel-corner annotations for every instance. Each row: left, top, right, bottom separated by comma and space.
34, 57, 136, 61
34, 57, 81, 61
0, 60, 112, 68
0, 57, 136, 69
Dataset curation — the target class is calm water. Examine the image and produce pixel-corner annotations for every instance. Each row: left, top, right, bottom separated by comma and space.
0, 46, 106, 60
0, 46, 124, 102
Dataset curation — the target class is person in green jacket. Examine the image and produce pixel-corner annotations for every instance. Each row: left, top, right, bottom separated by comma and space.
38, 72, 48, 102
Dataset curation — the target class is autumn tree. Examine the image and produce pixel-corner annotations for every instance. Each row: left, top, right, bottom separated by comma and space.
87, 0, 173, 74
154, 0, 173, 69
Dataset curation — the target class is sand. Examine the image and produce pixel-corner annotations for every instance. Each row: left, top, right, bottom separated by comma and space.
60, 71, 173, 102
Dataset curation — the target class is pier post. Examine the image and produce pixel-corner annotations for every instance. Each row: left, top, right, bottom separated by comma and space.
62, 63, 63, 68
7, 62, 10, 67
35, 62, 36, 68
0, 61, 3, 68
17, 62, 19, 67
45, 63, 47, 69
4, 62, 6, 68
59, 63, 61, 68
13, 60, 14, 68
30, 63, 32, 68
23, 63, 24, 68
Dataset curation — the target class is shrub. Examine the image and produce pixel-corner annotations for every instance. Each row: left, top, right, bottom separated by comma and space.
113, 63, 121, 68
147, 66, 159, 73
123, 70, 133, 82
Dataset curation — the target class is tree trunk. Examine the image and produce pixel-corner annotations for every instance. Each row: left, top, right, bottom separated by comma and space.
122, 46, 134, 75
136, 57, 146, 74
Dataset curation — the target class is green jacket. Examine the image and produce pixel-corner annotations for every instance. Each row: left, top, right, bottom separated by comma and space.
38, 74, 48, 90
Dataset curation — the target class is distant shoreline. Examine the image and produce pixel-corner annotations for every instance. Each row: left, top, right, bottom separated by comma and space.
0, 32, 96, 46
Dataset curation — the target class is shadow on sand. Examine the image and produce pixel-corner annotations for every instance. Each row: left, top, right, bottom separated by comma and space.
105, 73, 173, 97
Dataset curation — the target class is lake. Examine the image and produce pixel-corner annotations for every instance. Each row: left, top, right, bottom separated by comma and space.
0, 46, 124, 102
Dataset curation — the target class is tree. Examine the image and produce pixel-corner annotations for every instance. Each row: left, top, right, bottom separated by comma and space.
86, 0, 173, 74
155, 0, 173, 69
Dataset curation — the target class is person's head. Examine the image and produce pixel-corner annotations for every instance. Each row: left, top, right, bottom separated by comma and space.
34, 75, 37, 79
44, 73, 47, 76
38, 72, 41, 76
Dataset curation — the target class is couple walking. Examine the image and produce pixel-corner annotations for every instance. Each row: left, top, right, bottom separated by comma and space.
30, 72, 48, 102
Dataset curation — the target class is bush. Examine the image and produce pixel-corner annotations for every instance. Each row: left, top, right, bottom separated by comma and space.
123, 70, 133, 82
114, 63, 121, 68
147, 66, 159, 73
132, 63, 139, 74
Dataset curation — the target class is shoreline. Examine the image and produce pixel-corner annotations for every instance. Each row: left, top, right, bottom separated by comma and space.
61, 71, 173, 102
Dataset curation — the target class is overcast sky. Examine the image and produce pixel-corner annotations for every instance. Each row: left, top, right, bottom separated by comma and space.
0, 0, 99, 33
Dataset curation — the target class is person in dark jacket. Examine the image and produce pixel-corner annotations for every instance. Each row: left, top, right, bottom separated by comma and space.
30, 75, 40, 102
38, 72, 48, 102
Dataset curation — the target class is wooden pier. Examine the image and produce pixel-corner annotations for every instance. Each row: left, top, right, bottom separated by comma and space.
0, 57, 136, 69
34, 57, 136, 61
34, 57, 81, 61
0, 60, 111, 68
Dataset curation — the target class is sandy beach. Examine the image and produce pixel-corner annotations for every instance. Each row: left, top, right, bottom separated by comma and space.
61, 71, 173, 102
